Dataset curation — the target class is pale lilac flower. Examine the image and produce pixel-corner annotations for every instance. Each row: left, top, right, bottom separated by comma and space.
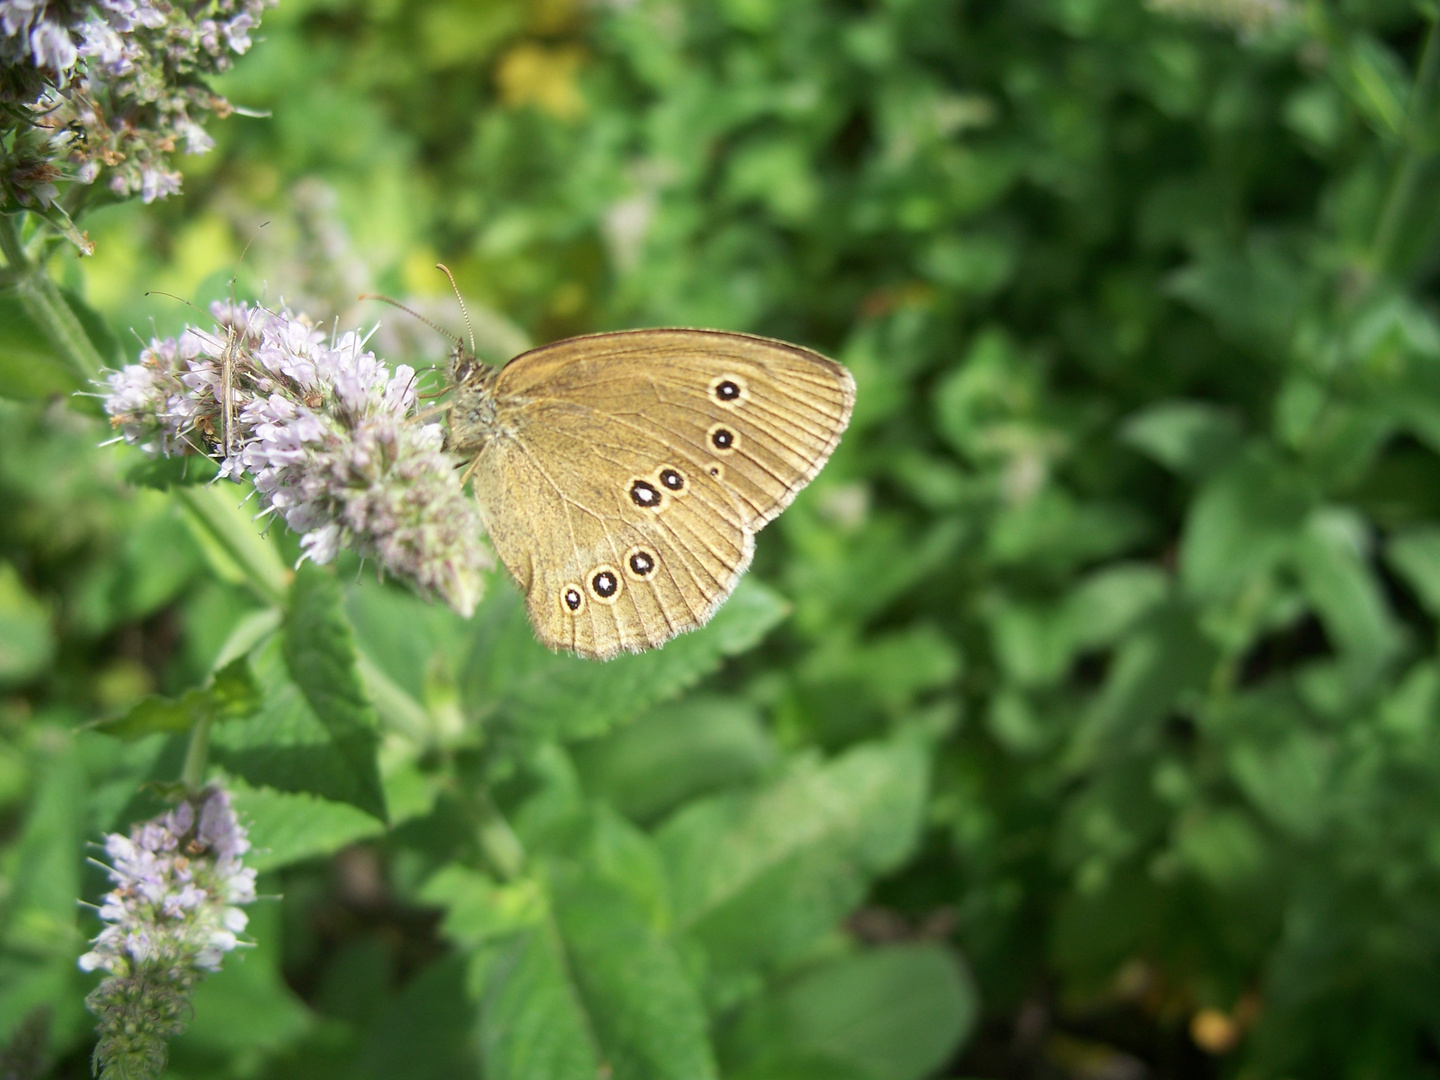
2, 0, 276, 223
138, 166, 181, 203
102, 302, 493, 616
80, 787, 257, 1080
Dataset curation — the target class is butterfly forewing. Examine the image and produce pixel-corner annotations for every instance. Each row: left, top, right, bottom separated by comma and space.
469, 328, 853, 659
493, 329, 855, 529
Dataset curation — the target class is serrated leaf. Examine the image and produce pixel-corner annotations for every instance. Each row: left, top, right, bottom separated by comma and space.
227, 779, 388, 873
281, 565, 387, 820
92, 656, 259, 740
210, 635, 387, 820
658, 732, 930, 977
475, 923, 600, 1080
466, 577, 788, 740
476, 866, 716, 1080
725, 944, 978, 1080
547, 864, 717, 1080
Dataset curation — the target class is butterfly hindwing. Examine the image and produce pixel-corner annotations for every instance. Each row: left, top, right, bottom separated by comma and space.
471, 398, 753, 659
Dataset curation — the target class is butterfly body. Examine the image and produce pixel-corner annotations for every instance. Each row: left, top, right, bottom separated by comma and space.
448, 328, 854, 660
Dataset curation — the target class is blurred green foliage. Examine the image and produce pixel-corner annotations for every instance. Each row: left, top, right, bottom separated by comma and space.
5, 0, 1440, 1076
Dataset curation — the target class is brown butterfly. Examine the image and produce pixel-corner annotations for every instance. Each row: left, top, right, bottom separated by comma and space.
445, 325, 854, 660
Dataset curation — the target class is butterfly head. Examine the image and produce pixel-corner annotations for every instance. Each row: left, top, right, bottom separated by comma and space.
445, 355, 500, 456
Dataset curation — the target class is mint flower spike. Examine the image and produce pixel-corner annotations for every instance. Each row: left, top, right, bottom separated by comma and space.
101, 300, 493, 617
79, 787, 257, 1080
1, 0, 276, 219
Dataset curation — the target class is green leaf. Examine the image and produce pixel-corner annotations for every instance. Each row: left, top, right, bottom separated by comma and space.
0, 561, 53, 687
1180, 452, 1313, 601
1386, 525, 1440, 617
353, 955, 479, 1080
421, 866, 547, 948
466, 577, 788, 740
1228, 730, 1335, 841
1120, 400, 1243, 479
282, 565, 387, 820
467, 860, 719, 1080
474, 922, 600, 1080
1343, 34, 1409, 138
0, 296, 83, 400
546, 864, 718, 1080
1171, 806, 1269, 891
227, 779, 389, 873
59, 287, 120, 369
730, 1057, 873, 1080
1064, 601, 1214, 771
801, 625, 962, 713
0, 736, 87, 1042
1166, 241, 1305, 355
210, 635, 387, 821
0, 736, 84, 958
659, 732, 930, 978
725, 944, 978, 1080
125, 452, 221, 490
989, 564, 1169, 688
1292, 508, 1405, 696
572, 695, 777, 824
91, 655, 260, 740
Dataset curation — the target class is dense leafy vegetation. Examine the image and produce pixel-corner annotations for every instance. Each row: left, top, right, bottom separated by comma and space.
5, 0, 1440, 1076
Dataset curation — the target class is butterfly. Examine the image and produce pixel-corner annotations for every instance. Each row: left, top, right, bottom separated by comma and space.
444, 325, 855, 660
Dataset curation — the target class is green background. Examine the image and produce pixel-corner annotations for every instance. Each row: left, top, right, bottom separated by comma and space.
5, 0, 1440, 1076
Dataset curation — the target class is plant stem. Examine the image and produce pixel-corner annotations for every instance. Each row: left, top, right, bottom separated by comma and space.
0, 212, 107, 385
1371, 13, 1440, 275
176, 486, 291, 607
180, 710, 213, 791
474, 793, 525, 881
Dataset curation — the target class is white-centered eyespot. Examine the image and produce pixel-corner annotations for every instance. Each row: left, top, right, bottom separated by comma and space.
709, 375, 748, 407
588, 566, 622, 603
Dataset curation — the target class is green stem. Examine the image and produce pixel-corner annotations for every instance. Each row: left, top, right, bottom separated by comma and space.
474, 793, 525, 882
180, 710, 214, 791
356, 651, 433, 742
177, 486, 291, 607
0, 212, 106, 384
1371, 13, 1440, 276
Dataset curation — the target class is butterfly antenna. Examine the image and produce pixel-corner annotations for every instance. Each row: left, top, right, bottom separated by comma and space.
230, 221, 268, 304
358, 292, 465, 348
145, 289, 209, 321
435, 263, 476, 358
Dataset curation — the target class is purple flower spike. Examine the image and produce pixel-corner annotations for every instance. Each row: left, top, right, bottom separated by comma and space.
102, 302, 493, 617
80, 786, 258, 1079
